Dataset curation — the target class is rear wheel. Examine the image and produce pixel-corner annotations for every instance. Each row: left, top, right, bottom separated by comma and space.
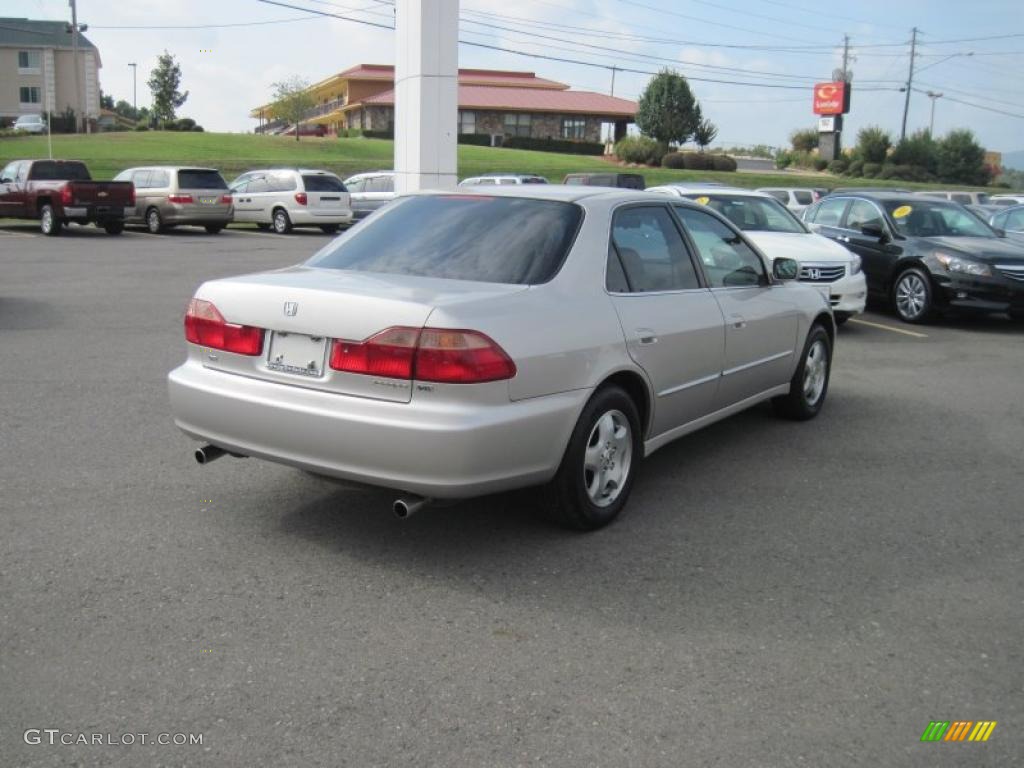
539, 385, 641, 531
204, 224, 224, 234
103, 221, 124, 235
146, 207, 164, 234
891, 267, 934, 324
272, 208, 292, 234
773, 324, 831, 421
40, 204, 62, 236
320, 224, 339, 234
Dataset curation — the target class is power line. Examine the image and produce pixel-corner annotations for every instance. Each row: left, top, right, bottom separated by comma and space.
915, 89, 1024, 119
91, 15, 322, 29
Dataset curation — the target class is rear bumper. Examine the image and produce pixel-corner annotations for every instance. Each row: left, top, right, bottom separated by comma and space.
62, 205, 125, 222
288, 208, 354, 226
163, 210, 233, 226
167, 361, 586, 498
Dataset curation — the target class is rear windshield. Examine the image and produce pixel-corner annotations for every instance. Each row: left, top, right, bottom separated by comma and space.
302, 174, 346, 192
177, 170, 227, 190
689, 194, 807, 234
307, 195, 583, 284
28, 161, 91, 181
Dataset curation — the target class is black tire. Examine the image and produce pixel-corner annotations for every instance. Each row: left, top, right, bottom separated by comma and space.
773, 324, 832, 421
272, 208, 292, 234
204, 224, 224, 234
1009, 311, 1024, 322
833, 312, 850, 326
39, 204, 62, 236
256, 223, 271, 231
320, 224, 339, 234
146, 207, 164, 234
539, 385, 642, 531
891, 267, 935, 324
103, 221, 124, 235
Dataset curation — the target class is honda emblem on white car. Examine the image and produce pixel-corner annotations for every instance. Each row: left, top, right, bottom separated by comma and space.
284, 301, 298, 316
808, 268, 821, 280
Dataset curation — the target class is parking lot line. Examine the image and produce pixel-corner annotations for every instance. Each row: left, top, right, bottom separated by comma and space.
849, 317, 928, 338
0, 229, 37, 238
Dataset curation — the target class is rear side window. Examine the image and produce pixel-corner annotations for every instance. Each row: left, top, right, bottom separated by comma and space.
308, 195, 582, 285
809, 197, 848, 226
345, 178, 366, 193
794, 190, 813, 205
28, 161, 91, 181
302, 175, 346, 192
177, 170, 227, 190
151, 170, 170, 187
366, 176, 392, 193
132, 170, 152, 188
610, 206, 700, 292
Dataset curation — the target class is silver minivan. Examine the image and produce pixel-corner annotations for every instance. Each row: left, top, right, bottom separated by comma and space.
229, 169, 353, 234
342, 171, 395, 220
115, 166, 233, 234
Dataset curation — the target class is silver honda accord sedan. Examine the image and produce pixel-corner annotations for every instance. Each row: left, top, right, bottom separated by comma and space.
168, 186, 835, 529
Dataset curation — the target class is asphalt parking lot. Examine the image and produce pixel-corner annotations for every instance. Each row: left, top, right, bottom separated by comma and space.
2, 222, 1021, 767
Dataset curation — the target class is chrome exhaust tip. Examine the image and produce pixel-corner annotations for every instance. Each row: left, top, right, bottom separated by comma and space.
393, 496, 429, 519
194, 444, 227, 465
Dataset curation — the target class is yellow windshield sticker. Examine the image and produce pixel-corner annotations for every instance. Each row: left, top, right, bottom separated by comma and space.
695, 196, 710, 205
892, 205, 912, 219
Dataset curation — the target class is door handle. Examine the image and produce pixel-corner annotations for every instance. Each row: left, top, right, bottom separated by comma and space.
635, 328, 658, 345
729, 314, 747, 329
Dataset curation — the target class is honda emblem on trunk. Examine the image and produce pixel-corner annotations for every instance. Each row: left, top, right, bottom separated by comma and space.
284, 301, 298, 316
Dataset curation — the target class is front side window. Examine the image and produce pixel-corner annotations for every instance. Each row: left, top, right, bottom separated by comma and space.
19, 86, 41, 104
458, 110, 476, 134
561, 117, 586, 140
131, 170, 152, 189
366, 176, 393, 193
809, 197, 849, 226
503, 113, 531, 137
793, 190, 813, 205
674, 206, 766, 288
845, 200, 884, 231
18, 50, 41, 70
609, 206, 700, 293
1004, 209, 1024, 231
308, 195, 582, 285
1, 162, 18, 182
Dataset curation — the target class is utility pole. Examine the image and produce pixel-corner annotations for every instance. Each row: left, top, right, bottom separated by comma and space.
900, 26, 918, 141
841, 35, 850, 81
129, 62, 137, 116
610, 66, 617, 97
69, 0, 82, 133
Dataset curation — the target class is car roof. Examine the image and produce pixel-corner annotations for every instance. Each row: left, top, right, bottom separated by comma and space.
825, 190, 936, 202
412, 184, 657, 204
650, 184, 768, 197
124, 165, 220, 172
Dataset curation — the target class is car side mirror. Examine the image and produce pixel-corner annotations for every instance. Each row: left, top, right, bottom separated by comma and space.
993, 227, 1006, 238
0, 177, 11, 184
861, 223, 888, 242
772, 257, 799, 281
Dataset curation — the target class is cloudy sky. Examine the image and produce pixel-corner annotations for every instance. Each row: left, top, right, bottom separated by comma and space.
20, 0, 1024, 152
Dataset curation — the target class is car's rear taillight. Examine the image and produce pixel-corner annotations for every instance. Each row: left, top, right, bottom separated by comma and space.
414, 329, 516, 383
168, 194, 193, 204
128, 184, 136, 206
329, 327, 515, 384
60, 184, 73, 205
329, 327, 418, 378
220, 194, 232, 204
184, 298, 264, 356
294, 192, 308, 205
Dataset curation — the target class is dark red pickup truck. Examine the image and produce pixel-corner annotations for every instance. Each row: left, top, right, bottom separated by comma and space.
0, 159, 135, 235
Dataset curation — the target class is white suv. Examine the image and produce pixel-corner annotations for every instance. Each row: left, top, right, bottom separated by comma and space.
229, 169, 353, 234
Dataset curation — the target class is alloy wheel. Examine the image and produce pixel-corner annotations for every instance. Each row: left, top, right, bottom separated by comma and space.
583, 409, 633, 508
803, 339, 828, 406
895, 273, 928, 320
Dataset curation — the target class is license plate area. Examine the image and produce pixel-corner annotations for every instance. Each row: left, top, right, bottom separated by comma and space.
814, 284, 831, 299
198, 196, 218, 205
266, 332, 327, 377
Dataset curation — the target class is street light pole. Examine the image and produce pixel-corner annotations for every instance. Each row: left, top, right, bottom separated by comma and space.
927, 91, 943, 134
900, 27, 918, 141
129, 62, 137, 116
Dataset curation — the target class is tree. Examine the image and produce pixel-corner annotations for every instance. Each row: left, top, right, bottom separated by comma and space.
100, 91, 114, 110
636, 69, 702, 147
890, 129, 938, 175
694, 118, 718, 152
936, 129, 989, 185
147, 51, 189, 123
270, 76, 315, 141
854, 126, 891, 164
789, 127, 818, 153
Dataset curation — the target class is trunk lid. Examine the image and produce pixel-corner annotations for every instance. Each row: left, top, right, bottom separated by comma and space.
194, 266, 528, 402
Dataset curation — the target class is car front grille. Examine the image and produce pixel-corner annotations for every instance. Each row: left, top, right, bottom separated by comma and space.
995, 264, 1024, 283
799, 264, 846, 283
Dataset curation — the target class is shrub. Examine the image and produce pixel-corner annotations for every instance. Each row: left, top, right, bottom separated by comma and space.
855, 126, 892, 164
814, 158, 828, 171
936, 129, 990, 185
661, 152, 687, 169
134, 124, 149, 132
711, 154, 737, 172
502, 136, 604, 156
891, 129, 938, 174
363, 129, 394, 139
457, 132, 491, 146
790, 127, 818, 153
614, 135, 664, 164
683, 153, 714, 170
176, 117, 197, 131
861, 162, 882, 178
775, 150, 793, 169
828, 158, 848, 174
191, 125, 204, 132
845, 158, 863, 177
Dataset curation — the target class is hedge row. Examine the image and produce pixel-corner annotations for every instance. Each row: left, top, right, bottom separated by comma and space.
501, 136, 604, 155
662, 152, 737, 172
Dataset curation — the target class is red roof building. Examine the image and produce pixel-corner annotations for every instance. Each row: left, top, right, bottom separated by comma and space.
252, 64, 637, 143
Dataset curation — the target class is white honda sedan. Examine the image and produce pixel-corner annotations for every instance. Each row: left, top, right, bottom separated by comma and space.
648, 184, 867, 324
169, 187, 835, 530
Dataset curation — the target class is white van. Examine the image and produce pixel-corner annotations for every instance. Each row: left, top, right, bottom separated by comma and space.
229, 169, 353, 233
